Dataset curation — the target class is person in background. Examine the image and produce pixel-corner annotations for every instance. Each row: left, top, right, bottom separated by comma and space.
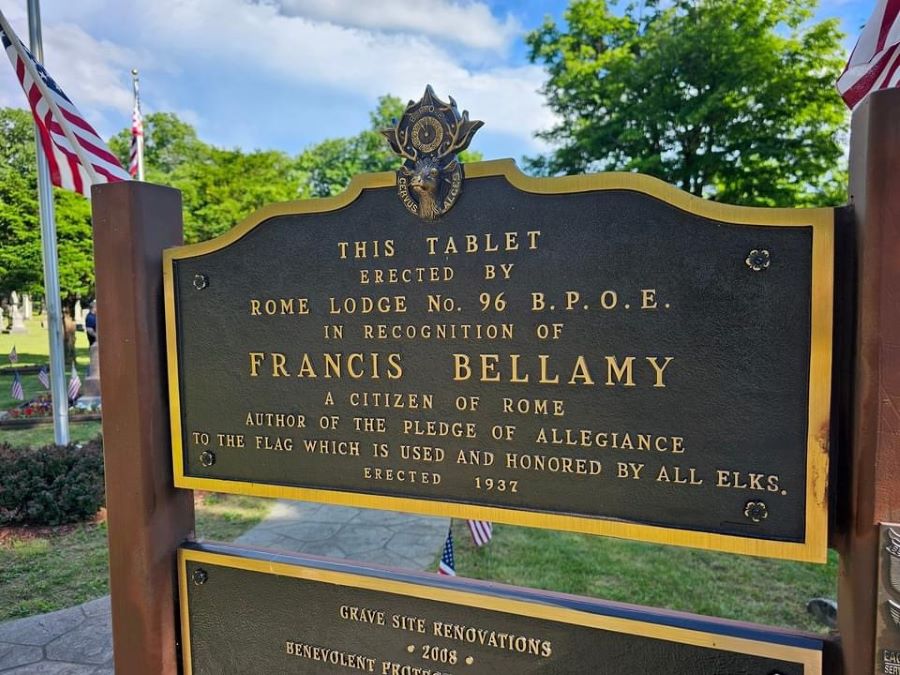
85, 300, 97, 346
63, 309, 77, 368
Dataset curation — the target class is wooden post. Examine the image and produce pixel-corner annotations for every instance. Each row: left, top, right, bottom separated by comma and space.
91, 182, 195, 675
835, 88, 900, 674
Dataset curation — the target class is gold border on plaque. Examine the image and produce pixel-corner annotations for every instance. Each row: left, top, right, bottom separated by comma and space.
164, 159, 834, 563
177, 547, 824, 674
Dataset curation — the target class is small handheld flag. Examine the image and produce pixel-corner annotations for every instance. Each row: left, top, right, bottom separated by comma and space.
438, 527, 456, 576
467, 520, 493, 547
38, 365, 50, 390
10, 371, 24, 401
837, 0, 900, 109
67, 363, 81, 402
8, 346, 17, 364
0, 10, 129, 197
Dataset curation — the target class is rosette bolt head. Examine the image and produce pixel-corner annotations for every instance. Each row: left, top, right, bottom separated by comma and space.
744, 500, 769, 523
745, 249, 770, 271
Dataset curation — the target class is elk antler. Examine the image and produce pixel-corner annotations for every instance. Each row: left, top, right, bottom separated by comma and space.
381, 125, 418, 163
435, 109, 484, 161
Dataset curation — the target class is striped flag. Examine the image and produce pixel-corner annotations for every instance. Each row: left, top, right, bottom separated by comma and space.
438, 527, 456, 576
837, 0, 900, 109
467, 520, 493, 547
129, 93, 143, 178
10, 371, 24, 401
38, 365, 50, 390
0, 11, 129, 198
8, 346, 17, 364
67, 363, 81, 402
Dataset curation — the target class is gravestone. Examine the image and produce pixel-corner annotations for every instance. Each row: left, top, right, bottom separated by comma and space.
8, 291, 26, 333
78, 341, 101, 407
22, 293, 32, 320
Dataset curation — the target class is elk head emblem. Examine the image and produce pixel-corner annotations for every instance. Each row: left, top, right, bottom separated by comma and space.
382, 86, 483, 221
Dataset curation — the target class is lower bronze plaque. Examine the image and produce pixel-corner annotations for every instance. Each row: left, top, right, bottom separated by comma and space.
165, 161, 833, 561
876, 523, 900, 674
179, 543, 823, 674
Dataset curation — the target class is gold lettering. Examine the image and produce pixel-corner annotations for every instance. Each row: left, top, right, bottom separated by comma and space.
249, 351, 265, 376
646, 356, 674, 387
605, 356, 635, 386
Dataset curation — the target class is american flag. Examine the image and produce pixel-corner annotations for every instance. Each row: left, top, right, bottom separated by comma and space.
0, 11, 129, 197
38, 365, 50, 390
467, 520, 493, 547
129, 95, 143, 178
7, 345, 17, 364
10, 371, 24, 401
438, 527, 456, 576
837, 0, 900, 109
67, 363, 81, 402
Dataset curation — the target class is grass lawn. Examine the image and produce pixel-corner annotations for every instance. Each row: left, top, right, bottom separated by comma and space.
451, 519, 838, 633
0, 421, 102, 448
0, 493, 274, 622
0, 317, 91, 410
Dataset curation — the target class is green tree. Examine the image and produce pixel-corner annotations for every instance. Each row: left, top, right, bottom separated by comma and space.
108, 111, 208, 178
110, 112, 303, 242
297, 95, 408, 198
297, 95, 483, 198
0, 108, 94, 303
174, 147, 303, 242
526, 0, 849, 206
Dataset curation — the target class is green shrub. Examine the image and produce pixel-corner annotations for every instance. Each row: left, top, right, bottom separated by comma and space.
0, 438, 105, 526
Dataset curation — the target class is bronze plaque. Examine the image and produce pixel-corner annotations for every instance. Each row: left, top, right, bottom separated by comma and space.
876, 524, 900, 674
178, 543, 823, 674
165, 161, 833, 561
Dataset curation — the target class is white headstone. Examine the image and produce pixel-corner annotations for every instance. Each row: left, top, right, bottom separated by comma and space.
9, 304, 26, 333
22, 293, 32, 320
78, 341, 102, 408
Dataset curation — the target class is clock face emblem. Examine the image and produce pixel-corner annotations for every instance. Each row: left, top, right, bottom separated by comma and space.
411, 116, 444, 153
382, 86, 483, 220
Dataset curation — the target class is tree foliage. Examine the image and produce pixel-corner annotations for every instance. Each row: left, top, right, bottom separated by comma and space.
0, 108, 94, 302
296, 95, 482, 199
1, 94, 483, 297
527, 0, 849, 206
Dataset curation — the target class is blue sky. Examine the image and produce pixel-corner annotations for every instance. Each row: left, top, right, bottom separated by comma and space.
0, 0, 873, 163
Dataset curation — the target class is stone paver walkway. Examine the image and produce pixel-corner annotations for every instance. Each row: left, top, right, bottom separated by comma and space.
0, 501, 448, 674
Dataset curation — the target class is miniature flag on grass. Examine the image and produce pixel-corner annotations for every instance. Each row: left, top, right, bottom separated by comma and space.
0, 10, 129, 197
438, 527, 456, 576
67, 363, 81, 402
37, 365, 50, 390
837, 0, 900, 109
467, 520, 493, 547
10, 371, 24, 401
8, 345, 17, 364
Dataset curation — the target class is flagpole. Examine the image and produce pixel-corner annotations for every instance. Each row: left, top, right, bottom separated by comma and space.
131, 68, 144, 180
25, 0, 69, 445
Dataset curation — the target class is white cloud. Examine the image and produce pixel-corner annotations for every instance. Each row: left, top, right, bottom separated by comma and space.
270, 0, 521, 53
0, 2, 141, 137
123, 0, 553, 148
0, 0, 555, 152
